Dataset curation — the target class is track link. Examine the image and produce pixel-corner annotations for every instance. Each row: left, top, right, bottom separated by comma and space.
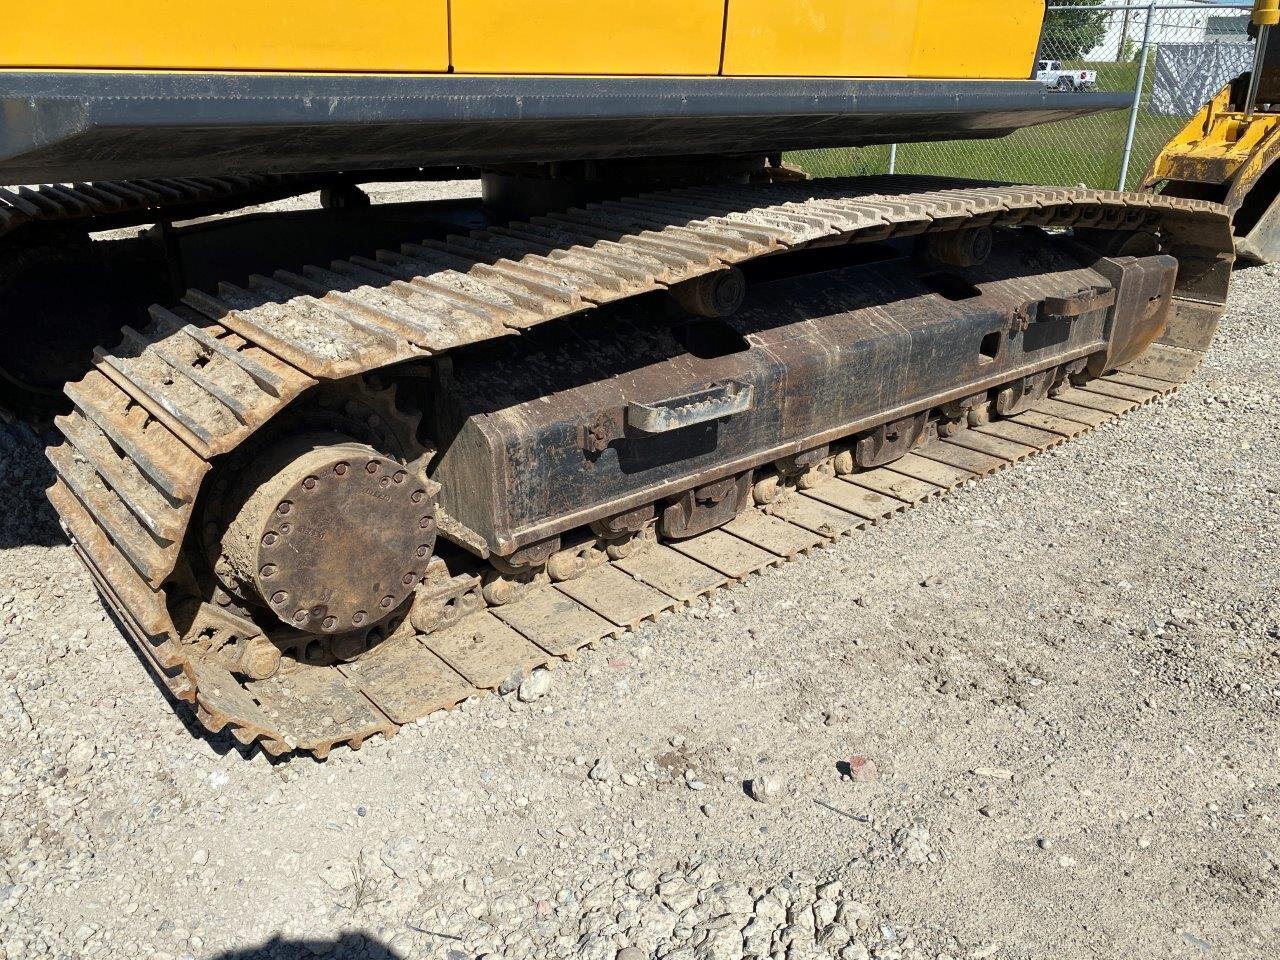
0, 174, 354, 241
43, 176, 1234, 757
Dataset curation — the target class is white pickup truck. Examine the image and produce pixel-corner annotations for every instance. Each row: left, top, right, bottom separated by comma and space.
1036, 60, 1098, 92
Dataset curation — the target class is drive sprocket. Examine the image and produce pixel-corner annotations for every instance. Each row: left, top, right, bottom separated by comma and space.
192, 377, 437, 668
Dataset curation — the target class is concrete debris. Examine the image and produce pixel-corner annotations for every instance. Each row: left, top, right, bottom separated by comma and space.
517, 668, 553, 703
748, 775, 782, 803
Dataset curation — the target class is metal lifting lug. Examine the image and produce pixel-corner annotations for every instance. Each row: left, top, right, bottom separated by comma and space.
579, 413, 617, 457
1043, 286, 1116, 320
1011, 304, 1035, 333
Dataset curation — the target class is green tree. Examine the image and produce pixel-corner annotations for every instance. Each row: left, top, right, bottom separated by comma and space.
1041, 0, 1111, 62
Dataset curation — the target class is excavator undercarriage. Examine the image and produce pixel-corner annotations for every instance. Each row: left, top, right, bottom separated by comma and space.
0, 0, 1240, 758
37, 175, 1233, 756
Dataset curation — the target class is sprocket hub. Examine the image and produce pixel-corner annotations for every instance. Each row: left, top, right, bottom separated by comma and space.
213, 431, 436, 634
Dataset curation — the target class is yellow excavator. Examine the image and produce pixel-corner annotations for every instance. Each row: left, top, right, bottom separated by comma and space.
0, 1, 1235, 756
1145, 0, 1280, 262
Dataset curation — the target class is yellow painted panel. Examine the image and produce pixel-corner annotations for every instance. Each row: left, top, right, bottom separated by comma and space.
451, 1, 725, 75
0, 1, 449, 72
723, 1, 919, 77
723, 0, 1045, 79
911, 0, 1045, 79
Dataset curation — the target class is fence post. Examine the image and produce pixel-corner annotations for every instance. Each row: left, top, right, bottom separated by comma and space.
888, 143, 898, 175
1245, 24, 1271, 119
1118, 0, 1158, 191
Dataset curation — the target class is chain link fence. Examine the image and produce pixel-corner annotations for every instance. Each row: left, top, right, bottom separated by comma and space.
791, 2, 1254, 191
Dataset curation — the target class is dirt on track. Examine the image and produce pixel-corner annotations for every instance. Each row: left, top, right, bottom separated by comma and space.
0, 198, 1276, 960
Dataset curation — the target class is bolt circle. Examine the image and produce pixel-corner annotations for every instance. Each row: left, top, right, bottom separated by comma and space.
222, 437, 433, 635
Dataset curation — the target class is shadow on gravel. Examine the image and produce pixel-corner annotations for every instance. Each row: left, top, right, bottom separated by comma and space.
0, 420, 65, 549
211, 932, 405, 960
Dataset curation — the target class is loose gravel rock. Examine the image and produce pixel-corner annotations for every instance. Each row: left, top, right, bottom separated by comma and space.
0, 213, 1277, 959
748, 776, 783, 804
518, 668, 553, 703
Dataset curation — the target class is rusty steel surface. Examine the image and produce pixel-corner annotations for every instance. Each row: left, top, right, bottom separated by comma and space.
41, 176, 1234, 758
210, 434, 437, 634
431, 236, 1162, 555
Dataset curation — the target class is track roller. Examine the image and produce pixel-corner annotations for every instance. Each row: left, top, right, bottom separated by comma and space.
671, 267, 747, 318
925, 227, 993, 268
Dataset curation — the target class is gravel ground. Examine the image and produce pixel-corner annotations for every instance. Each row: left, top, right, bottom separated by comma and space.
0, 236, 1276, 960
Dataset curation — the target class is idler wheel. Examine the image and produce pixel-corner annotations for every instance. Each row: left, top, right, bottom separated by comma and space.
212, 432, 436, 634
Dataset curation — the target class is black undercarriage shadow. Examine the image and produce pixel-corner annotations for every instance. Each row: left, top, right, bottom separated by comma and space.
210, 932, 405, 960
0, 419, 65, 549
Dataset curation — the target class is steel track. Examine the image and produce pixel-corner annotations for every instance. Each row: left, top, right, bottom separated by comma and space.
0, 175, 352, 241
41, 176, 1234, 757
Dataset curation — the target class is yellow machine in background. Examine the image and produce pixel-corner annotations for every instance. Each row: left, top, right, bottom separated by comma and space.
1145, 0, 1280, 262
